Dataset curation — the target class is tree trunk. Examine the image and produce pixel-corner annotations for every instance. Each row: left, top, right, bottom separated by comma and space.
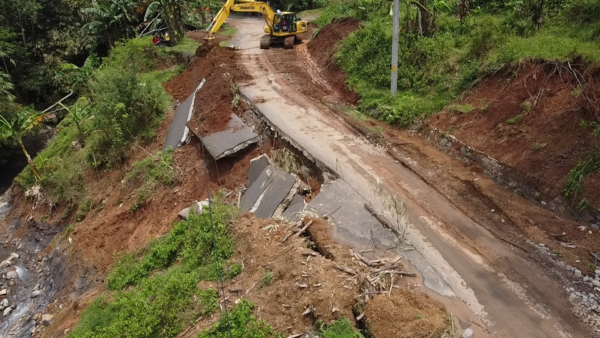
418, 0, 435, 36
165, 2, 178, 46
457, 0, 469, 22
19, 139, 41, 181
75, 121, 85, 145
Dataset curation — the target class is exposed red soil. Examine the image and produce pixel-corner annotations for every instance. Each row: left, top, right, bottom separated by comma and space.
427, 63, 600, 207
307, 18, 360, 105
365, 291, 448, 338
164, 46, 250, 135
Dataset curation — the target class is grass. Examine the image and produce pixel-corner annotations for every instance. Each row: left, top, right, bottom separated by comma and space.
448, 104, 475, 114
318, 318, 363, 338
506, 114, 524, 125
218, 23, 238, 47
297, 8, 325, 21
70, 199, 238, 337
126, 149, 179, 212
260, 271, 274, 288
196, 299, 280, 338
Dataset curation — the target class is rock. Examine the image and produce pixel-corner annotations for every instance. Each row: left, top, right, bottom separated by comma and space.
566, 265, 573, 271
177, 207, 191, 220
596, 213, 600, 221
539, 243, 546, 247
31, 290, 42, 298
41, 314, 54, 326
596, 270, 600, 275
1, 299, 7, 307
3, 307, 12, 316
439, 138, 448, 146
585, 276, 590, 282
592, 224, 599, 231
463, 328, 474, 338
0, 260, 10, 268
9, 253, 19, 260
6, 271, 18, 280
0, 202, 10, 219
575, 269, 583, 278
541, 201, 547, 206
593, 280, 600, 288
558, 205, 566, 213
0, 289, 6, 296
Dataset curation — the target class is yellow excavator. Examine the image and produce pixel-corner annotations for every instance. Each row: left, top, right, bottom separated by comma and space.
205, 0, 308, 49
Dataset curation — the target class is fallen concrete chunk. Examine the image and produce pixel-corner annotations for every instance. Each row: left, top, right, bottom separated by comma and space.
247, 155, 270, 186
240, 165, 276, 212
177, 200, 210, 220
201, 114, 259, 160
164, 93, 195, 150
281, 194, 306, 221
253, 171, 297, 219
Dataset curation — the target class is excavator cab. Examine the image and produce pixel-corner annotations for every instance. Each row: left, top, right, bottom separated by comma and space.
273, 12, 297, 33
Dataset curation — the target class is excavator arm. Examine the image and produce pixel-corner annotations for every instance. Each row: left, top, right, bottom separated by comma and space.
206, 0, 276, 41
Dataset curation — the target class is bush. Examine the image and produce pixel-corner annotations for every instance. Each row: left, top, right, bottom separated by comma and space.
71, 200, 237, 338
197, 299, 279, 338
126, 149, 179, 211
107, 200, 236, 290
88, 61, 170, 165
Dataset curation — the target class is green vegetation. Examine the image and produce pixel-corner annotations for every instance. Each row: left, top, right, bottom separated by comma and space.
107, 199, 235, 290
260, 271, 275, 287
448, 104, 475, 114
13, 35, 195, 208
564, 152, 600, 199
71, 199, 238, 337
318, 318, 363, 338
506, 114, 524, 125
197, 299, 281, 338
317, 0, 600, 127
126, 149, 179, 212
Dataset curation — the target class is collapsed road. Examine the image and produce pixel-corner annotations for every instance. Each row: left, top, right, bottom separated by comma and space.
222, 15, 592, 338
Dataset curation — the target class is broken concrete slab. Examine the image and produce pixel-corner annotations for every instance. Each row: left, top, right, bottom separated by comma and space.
247, 155, 270, 186
164, 80, 206, 150
201, 114, 259, 160
307, 180, 396, 249
240, 165, 276, 212
253, 171, 298, 219
177, 200, 210, 220
281, 194, 306, 221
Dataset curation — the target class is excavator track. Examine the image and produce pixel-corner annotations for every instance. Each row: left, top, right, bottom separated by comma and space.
283, 36, 295, 49
260, 35, 271, 49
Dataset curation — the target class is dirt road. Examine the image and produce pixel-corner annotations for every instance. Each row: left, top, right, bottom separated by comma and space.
227, 16, 591, 337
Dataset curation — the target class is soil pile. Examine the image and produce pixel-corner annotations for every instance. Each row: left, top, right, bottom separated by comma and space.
177, 215, 449, 337
364, 291, 448, 338
307, 18, 360, 105
164, 45, 250, 135
427, 63, 600, 208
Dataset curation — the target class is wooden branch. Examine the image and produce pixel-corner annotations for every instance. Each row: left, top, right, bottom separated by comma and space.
379, 270, 417, 277
296, 220, 314, 236
364, 204, 402, 237
333, 264, 357, 276
352, 250, 373, 266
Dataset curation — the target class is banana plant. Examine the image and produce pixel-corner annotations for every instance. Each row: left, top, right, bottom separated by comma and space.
82, 0, 139, 48
59, 97, 92, 145
0, 106, 47, 181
